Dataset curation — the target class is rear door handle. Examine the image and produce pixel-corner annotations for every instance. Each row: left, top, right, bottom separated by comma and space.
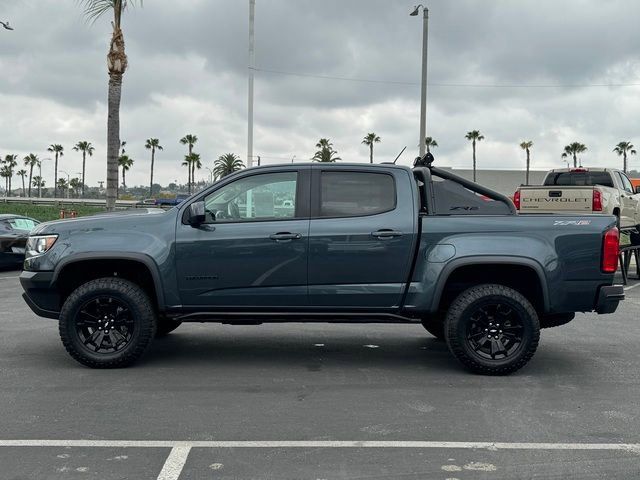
371, 229, 403, 239
269, 232, 302, 241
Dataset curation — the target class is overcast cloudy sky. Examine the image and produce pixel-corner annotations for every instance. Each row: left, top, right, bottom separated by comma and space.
1, 0, 640, 187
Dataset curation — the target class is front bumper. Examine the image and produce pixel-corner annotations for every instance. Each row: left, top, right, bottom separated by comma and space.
595, 285, 624, 314
19, 271, 60, 319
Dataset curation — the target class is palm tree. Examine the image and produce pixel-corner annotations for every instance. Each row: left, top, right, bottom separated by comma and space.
191, 153, 202, 187
32, 176, 45, 198
17, 169, 27, 197
145, 138, 163, 197
312, 138, 341, 163
47, 144, 64, 198
69, 178, 83, 198
0, 165, 10, 196
182, 153, 203, 189
23, 154, 39, 198
465, 131, 484, 182
214, 153, 244, 179
180, 134, 198, 193
73, 141, 95, 197
362, 133, 381, 164
561, 142, 587, 168
425, 136, 438, 154
3, 154, 17, 196
118, 154, 134, 192
57, 178, 69, 198
519, 141, 534, 186
613, 141, 637, 174
80, 1, 141, 210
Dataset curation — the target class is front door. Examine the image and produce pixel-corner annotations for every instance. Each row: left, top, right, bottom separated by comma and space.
176, 168, 310, 308
616, 171, 639, 227
307, 167, 417, 309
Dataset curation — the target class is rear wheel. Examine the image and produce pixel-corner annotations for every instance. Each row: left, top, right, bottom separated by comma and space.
444, 284, 540, 375
59, 278, 157, 368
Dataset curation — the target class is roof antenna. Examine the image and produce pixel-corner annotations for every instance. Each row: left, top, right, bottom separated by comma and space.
392, 146, 407, 164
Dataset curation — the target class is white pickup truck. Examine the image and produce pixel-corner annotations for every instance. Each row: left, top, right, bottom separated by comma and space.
514, 168, 640, 228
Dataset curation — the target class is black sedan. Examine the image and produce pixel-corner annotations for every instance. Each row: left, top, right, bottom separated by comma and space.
0, 215, 40, 269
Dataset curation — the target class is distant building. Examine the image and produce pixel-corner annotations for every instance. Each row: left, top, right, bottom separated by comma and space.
439, 168, 548, 196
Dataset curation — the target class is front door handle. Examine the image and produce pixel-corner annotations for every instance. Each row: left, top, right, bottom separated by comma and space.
269, 232, 302, 241
371, 229, 403, 239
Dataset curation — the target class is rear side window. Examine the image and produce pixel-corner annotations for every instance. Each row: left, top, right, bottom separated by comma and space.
544, 172, 613, 187
319, 171, 395, 217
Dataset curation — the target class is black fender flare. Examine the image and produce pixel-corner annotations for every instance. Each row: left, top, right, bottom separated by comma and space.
51, 252, 166, 310
430, 255, 550, 313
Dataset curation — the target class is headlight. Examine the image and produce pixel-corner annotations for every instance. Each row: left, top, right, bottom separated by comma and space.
26, 235, 58, 259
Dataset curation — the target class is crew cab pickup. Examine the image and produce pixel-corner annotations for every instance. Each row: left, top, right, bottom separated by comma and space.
515, 168, 640, 228
19, 160, 624, 375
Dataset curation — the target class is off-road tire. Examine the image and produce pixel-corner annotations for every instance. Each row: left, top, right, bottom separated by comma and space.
59, 278, 157, 368
156, 319, 182, 337
420, 316, 445, 340
444, 284, 540, 375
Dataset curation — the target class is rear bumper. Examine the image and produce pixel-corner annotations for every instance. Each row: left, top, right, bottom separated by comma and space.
19, 271, 60, 319
595, 285, 624, 314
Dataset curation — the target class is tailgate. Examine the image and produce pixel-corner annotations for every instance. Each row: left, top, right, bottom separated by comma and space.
520, 187, 593, 213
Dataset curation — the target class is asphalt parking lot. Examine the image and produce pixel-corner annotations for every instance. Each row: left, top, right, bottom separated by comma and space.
1, 268, 640, 479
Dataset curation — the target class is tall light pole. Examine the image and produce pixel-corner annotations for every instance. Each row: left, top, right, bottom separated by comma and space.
410, 5, 429, 158
205, 167, 214, 183
247, 0, 256, 168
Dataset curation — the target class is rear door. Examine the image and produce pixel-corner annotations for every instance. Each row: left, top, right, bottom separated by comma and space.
307, 166, 416, 309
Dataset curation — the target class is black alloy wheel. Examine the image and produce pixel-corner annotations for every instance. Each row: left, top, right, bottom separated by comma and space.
75, 296, 135, 354
444, 284, 540, 375
59, 278, 157, 368
464, 302, 524, 361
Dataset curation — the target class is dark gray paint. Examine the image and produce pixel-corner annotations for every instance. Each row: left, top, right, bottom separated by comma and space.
21, 163, 618, 318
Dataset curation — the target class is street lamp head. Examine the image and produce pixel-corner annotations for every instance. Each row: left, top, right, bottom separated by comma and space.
410, 5, 422, 16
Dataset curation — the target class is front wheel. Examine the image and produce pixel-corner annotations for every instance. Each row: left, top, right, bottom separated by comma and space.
444, 284, 540, 375
59, 278, 157, 368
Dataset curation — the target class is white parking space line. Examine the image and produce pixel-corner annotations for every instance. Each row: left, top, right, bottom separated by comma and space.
0, 440, 638, 452
624, 282, 640, 291
157, 445, 191, 480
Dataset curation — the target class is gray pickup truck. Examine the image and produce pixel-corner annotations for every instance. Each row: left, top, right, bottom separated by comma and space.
19, 158, 624, 374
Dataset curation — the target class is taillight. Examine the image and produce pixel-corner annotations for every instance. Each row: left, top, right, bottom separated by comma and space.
592, 189, 603, 212
601, 227, 619, 273
513, 190, 521, 210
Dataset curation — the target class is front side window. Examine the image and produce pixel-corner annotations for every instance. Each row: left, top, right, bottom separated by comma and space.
319, 171, 395, 217
203, 172, 298, 223
618, 172, 634, 193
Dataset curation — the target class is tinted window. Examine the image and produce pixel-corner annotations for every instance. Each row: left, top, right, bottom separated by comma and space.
618, 172, 634, 193
204, 172, 298, 223
319, 171, 395, 217
544, 171, 614, 187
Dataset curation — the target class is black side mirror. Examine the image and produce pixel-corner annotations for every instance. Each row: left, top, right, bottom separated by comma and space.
187, 201, 206, 227
635, 186, 640, 195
